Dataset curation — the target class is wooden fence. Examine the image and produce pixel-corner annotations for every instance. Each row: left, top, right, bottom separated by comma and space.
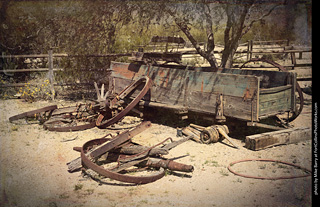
0, 50, 129, 100
180, 40, 311, 71
1, 40, 311, 100
243, 39, 311, 68
1, 50, 62, 100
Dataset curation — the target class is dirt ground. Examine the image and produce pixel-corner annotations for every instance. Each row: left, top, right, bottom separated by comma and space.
0, 90, 312, 207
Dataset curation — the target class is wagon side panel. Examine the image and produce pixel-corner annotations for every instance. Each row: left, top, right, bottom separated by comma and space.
258, 85, 293, 118
110, 62, 188, 106
185, 71, 260, 121
110, 62, 260, 121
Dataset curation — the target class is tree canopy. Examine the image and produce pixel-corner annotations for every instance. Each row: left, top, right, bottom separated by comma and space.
0, 0, 311, 69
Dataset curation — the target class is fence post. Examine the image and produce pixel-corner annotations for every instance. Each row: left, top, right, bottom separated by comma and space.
246, 41, 250, 60
48, 50, 55, 100
249, 40, 253, 60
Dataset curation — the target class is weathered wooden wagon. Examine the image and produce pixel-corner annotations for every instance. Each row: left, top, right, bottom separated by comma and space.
107, 61, 302, 128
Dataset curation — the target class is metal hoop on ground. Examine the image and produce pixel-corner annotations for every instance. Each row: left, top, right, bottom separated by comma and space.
227, 158, 311, 180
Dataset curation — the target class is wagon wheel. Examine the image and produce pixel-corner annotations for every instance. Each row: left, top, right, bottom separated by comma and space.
200, 127, 220, 144
81, 137, 165, 184
43, 103, 99, 132
96, 76, 152, 128
9, 105, 57, 124
239, 58, 304, 122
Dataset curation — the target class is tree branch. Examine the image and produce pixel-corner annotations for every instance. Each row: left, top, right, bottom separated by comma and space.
221, 1, 254, 68
241, 3, 282, 37
167, 7, 218, 70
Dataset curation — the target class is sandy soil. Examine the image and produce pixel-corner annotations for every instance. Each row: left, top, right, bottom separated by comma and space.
0, 93, 312, 207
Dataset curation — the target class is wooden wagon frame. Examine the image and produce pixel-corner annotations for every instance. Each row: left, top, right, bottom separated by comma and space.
108, 61, 301, 128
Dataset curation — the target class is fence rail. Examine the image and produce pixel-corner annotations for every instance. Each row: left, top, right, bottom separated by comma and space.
1, 53, 130, 59
1, 40, 312, 99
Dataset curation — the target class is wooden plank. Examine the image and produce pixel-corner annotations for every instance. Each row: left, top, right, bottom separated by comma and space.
48, 50, 55, 100
1, 54, 60, 58
0, 68, 63, 73
139, 100, 187, 111
291, 52, 297, 65
259, 87, 292, 116
245, 127, 311, 150
150, 36, 185, 44
247, 122, 285, 130
251, 39, 289, 44
0, 53, 130, 58
249, 49, 312, 54
224, 95, 257, 121
291, 73, 297, 114
185, 71, 258, 98
0, 82, 91, 88
220, 68, 291, 88
260, 85, 292, 94
297, 76, 312, 81
119, 145, 168, 156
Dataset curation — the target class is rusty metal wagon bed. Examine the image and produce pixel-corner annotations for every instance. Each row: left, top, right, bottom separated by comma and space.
108, 61, 301, 127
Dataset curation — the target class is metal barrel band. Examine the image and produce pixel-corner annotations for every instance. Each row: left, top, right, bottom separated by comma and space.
227, 158, 312, 180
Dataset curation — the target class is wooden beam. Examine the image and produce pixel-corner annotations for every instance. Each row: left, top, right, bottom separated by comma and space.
247, 122, 285, 131
297, 76, 312, 81
48, 50, 55, 100
0, 82, 92, 88
0, 53, 130, 58
245, 127, 311, 150
0, 68, 63, 73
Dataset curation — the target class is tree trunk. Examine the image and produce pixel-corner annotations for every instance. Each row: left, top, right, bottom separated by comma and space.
221, 42, 238, 68
167, 9, 219, 71
0, 0, 11, 23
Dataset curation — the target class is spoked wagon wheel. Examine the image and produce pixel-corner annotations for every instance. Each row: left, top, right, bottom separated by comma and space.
81, 137, 165, 184
43, 103, 99, 132
240, 58, 304, 122
96, 76, 152, 128
9, 105, 58, 124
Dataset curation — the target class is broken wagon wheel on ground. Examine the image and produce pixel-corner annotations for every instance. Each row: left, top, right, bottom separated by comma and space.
200, 126, 220, 144
43, 117, 96, 132
43, 103, 99, 132
200, 125, 229, 144
240, 58, 304, 122
96, 76, 152, 128
94, 81, 110, 110
9, 105, 57, 124
80, 137, 165, 184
